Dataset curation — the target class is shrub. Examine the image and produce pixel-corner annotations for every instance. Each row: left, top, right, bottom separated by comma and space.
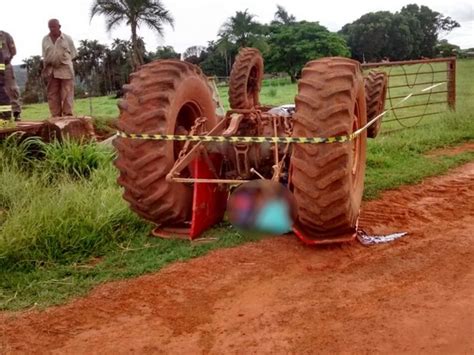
40, 139, 115, 180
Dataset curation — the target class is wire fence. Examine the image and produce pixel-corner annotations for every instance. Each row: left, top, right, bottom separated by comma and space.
211, 57, 456, 134
213, 74, 293, 88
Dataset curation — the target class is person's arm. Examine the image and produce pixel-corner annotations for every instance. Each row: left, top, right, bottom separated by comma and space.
42, 36, 56, 66
42, 37, 49, 62
6, 33, 16, 59
67, 35, 77, 60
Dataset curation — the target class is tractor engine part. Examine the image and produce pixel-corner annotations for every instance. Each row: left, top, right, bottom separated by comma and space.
219, 109, 292, 180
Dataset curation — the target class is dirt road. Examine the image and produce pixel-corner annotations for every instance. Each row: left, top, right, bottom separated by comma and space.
2, 161, 473, 354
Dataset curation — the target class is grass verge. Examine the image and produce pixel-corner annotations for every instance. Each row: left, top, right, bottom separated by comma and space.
1, 116, 472, 311
1, 60, 473, 311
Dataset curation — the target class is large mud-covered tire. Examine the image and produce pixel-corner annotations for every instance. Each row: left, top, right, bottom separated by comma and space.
229, 48, 264, 109
114, 60, 217, 226
365, 71, 388, 138
290, 57, 367, 239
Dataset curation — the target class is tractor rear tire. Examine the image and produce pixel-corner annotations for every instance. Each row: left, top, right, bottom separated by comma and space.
229, 48, 264, 109
114, 60, 217, 226
290, 57, 367, 239
365, 71, 388, 138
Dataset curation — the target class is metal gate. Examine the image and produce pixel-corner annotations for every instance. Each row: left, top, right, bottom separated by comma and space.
362, 57, 456, 132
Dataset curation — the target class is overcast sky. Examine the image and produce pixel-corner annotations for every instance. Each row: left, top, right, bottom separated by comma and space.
3, 0, 473, 65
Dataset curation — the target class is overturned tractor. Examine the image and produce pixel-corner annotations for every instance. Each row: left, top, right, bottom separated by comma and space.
114, 48, 387, 245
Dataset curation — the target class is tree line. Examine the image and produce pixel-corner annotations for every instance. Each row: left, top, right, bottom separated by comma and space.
21, 0, 461, 103
340, 4, 459, 62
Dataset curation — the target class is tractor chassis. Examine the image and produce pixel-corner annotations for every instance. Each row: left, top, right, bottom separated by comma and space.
154, 107, 357, 244
166, 108, 292, 185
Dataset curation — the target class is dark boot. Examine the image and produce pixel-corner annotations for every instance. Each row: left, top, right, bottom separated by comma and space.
13, 112, 21, 121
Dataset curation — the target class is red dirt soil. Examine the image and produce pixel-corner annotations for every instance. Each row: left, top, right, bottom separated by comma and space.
2, 162, 474, 354
425, 141, 474, 157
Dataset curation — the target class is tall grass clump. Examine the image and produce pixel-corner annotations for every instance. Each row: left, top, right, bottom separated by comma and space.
40, 139, 115, 180
0, 134, 40, 170
0, 137, 147, 271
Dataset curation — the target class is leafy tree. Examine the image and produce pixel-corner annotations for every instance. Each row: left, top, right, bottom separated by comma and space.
183, 45, 206, 60
200, 41, 235, 77
75, 40, 107, 96
21, 56, 46, 103
183, 45, 207, 65
102, 39, 134, 94
149, 46, 180, 60
266, 21, 350, 82
77, 38, 134, 96
215, 35, 235, 76
400, 4, 459, 58
385, 14, 414, 60
90, 0, 174, 70
340, 11, 393, 62
436, 39, 460, 57
458, 48, 474, 59
340, 4, 460, 61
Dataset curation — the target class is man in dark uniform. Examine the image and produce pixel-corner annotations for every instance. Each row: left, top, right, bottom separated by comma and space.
0, 30, 21, 121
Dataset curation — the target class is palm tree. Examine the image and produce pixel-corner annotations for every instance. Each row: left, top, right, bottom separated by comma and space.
219, 9, 262, 48
216, 35, 233, 76
273, 5, 296, 25
90, 0, 174, 70
75, 40, 106, 86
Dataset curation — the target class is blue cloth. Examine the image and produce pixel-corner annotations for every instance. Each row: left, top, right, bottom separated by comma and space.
255, 199, 292, 234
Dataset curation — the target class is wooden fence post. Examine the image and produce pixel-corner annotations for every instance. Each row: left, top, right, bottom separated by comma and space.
447, 58, 456, 111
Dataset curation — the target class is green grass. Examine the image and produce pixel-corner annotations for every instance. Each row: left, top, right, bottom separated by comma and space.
21, 96, 120, 121
1, 59, 473, 311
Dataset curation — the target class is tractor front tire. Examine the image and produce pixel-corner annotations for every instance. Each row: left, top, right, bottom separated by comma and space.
290, 57, 367, 239
365, 71, 388, 138
114, 60, 217, 226
228, 47, 264, 109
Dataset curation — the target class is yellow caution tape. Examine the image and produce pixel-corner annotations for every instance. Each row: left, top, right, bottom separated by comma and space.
0, 119, 15, 128
0, 105, 12, 113
115, 81, 447, 145
116, 131, 359, 144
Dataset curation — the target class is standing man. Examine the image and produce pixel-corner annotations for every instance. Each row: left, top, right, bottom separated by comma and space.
0, 30, 22, 120
42, 19, 77, 117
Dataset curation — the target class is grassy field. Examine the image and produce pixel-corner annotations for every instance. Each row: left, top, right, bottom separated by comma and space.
21, 60, 467, 129
1, 59, 473, 311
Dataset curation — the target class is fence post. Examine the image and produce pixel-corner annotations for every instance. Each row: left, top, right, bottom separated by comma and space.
447, 58, 456, 111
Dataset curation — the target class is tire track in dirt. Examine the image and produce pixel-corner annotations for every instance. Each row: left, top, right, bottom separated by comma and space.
1, 162, 473, 354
